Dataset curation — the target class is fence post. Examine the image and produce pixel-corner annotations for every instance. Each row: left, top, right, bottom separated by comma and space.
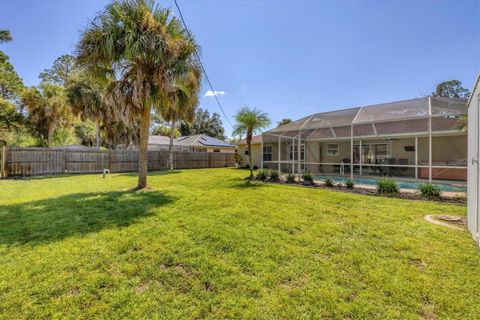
107, 150, 111, 171
208, 153, 211, 168
225, 153, 228, 167
63, 149, 67, 173
1, 146, 6, 178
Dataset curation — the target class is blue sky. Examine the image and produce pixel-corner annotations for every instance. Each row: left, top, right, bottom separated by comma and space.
1, 0, 479, 137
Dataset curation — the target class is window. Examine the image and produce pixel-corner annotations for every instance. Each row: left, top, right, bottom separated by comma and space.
213, 149, 220, 152
244, 149, 249, 155
354, 143, 392, 163
327, 143, 339, 156
289, 144, 305, 160
263, 146, 272, 161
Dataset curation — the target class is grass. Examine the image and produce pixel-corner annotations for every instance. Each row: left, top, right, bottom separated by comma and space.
0, 168, 479, 319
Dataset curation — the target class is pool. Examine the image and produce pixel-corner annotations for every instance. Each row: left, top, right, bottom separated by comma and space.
314, 175, 466, 192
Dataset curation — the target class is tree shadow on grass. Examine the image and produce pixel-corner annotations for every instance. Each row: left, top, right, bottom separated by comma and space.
227, 177, 266, 190
0, 190, 175, 246
115, 170, 182, 177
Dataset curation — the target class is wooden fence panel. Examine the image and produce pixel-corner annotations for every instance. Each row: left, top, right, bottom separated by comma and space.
7, 147, 63, 176
110, 150, 139, 173
66, 150, 108, 173
2, 147, 236, 177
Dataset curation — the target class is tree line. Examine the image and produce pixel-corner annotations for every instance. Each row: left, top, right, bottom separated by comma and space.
1, 38, 226, 150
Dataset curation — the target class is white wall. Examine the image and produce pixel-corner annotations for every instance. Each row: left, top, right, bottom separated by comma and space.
238, 143, 262, 168
467, 74, 480, 245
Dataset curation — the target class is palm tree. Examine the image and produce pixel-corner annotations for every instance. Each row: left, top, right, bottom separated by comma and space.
233, 107, 271, 179
77, 0, 195, 189
22, 83, 71, 147
66, 77, 105, 148
162, 61, 202, 169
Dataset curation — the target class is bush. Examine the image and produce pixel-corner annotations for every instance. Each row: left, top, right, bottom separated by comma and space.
255, 169, 269, 181
233, 153, 243, 167
269, 170, 280, 182
418, 183, 441, 199
324, 178, 334, 187
345, 179, 354, 189
377, 177, 399, 194
302, 172, 314, 185
286, 173, 295, 183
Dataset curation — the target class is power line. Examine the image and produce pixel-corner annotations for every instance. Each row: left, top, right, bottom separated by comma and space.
173, 0, 234, 128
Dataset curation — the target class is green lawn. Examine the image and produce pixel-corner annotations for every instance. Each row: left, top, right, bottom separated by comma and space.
0, 168, 479, 319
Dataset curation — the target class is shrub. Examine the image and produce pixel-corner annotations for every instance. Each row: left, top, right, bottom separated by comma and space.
377, 177, 399, 194
418, 183, 441, 199
269, 170, 280, 182
302, 172, 314, 185
345, 179, 354, 189
324, 178, 334, 187
255, 169, 269, 181
286, 173, 295, 183
233, 153, 243, 167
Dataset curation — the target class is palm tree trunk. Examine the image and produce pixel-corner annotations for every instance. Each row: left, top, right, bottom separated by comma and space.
137, 105, 151, 189
247, 139, 253, 179
95, 117, 101, 149
168, 114, 177, 170
47, 125, 54, 148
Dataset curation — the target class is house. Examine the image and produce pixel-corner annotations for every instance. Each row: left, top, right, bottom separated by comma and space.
237, 135, 263, 168
467, 73, 480, 245
148, 135, 185, 151
148, 134, 236, 153
175, 134, 236, 153
256, 97, 468, 182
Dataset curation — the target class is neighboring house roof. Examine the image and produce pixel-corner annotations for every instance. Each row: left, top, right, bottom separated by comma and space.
51, 144, 92, 150
175, 134, 235, 148
238, 135, 262, 145
148, 135, 171, 145
265, 96, 468, 134
149, 134, 235, 148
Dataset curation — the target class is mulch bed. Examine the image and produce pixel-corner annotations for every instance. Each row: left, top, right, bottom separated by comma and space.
260, 179, 467, 205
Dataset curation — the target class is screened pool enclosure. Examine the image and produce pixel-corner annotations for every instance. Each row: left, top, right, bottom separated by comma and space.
261, 97, 468, 183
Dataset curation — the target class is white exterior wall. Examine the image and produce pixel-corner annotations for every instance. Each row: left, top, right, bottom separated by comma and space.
238, 143, 262, 168
467, 75, 480, 245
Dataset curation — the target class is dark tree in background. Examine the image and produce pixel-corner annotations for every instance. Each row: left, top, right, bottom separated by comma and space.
277, 118, 292, 127
39, 54, 80, 86
0, 29, 28, 146
179, 107, 226, 140
432, 80, 470, 99
0, 30, 12, 43
432, 80, 471, 131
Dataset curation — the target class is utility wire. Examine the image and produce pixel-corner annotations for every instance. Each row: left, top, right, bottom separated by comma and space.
173, 0, 234, 128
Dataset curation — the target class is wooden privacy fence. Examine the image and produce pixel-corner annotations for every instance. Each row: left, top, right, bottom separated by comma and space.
0, 147, 235, 178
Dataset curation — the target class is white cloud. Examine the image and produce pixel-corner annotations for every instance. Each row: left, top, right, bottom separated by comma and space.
204, 90, 226, 97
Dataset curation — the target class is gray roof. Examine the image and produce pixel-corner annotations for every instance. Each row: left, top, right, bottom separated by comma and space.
51, 144, 92, 150
149, 134, 235, 148
148, 135, 171, 145
175, 134, 235, 148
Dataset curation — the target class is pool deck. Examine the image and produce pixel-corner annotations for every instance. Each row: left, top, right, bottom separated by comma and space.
312, 178, 466, 199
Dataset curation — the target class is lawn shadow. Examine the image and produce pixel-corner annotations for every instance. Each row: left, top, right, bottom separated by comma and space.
0, 190, 175, 246
227, 177, 265, 190
116, 170, 182, 177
